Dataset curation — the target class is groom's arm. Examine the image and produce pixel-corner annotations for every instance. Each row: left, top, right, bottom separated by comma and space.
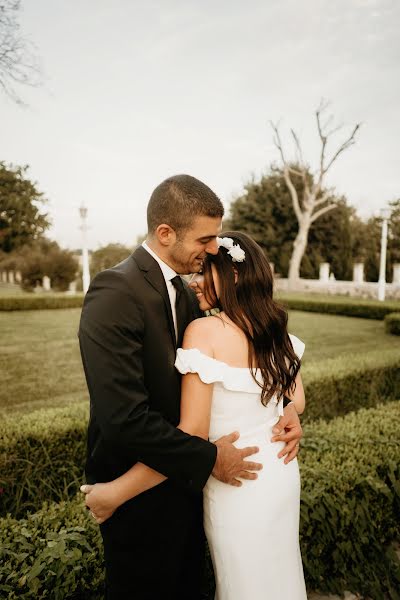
78, 269, 217, 492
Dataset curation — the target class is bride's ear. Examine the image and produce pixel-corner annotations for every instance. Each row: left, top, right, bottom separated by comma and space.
233, 268, 238, 284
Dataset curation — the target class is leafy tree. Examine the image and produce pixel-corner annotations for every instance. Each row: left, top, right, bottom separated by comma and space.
16, 239, 78, 291
0, 162, 49, 252
359, 200, 400, 283
387, 199, 400, 271
356, 217, 380, 282
90, 243, 132, 276
301, 199, 354, 280
227, 166, 354, 279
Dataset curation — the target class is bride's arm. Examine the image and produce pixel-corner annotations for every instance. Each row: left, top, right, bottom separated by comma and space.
286, 372, 305, 414
82, 321, 214, 522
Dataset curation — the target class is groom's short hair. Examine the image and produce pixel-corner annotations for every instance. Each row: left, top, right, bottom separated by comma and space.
147, 174, 224, 236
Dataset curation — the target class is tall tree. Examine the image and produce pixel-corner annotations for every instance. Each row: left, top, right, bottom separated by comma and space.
387, 199, 400, 272
0, 162, 50, 252
227, 165, 355, 279
16, 238, 78, 291
90, 243, 132, 276
271, 100, 361, 288
361, 200, 400, 283
0, 0, 41, 104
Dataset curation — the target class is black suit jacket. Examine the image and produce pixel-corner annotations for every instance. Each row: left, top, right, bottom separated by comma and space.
78, 245, 217, 492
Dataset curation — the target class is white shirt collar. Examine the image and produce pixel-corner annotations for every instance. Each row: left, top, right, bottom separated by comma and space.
142, 240, 177, 282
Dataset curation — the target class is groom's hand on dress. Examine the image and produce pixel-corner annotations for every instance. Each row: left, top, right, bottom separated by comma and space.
212, 431, 262, 487
271, 403, 303, 464
80, 483, 116, 524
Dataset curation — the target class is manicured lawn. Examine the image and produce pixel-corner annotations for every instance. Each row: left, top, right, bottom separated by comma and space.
1, 308, 399, 415
0, 309, 86, 415
288, 310, 400, 380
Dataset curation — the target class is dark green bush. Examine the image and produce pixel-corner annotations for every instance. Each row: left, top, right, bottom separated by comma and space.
2, 352, 399, 519
300, 401, 400, 598
0, 294, 84, 311
0, 404, 87, 518
304, 358, 400, 422
385, 312, 400, 336
278, 294, 400, 320
0, 497, 104, 599
1, 403, 399, 599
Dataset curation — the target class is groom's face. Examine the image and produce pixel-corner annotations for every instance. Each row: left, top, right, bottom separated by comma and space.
169, 215, 221, 274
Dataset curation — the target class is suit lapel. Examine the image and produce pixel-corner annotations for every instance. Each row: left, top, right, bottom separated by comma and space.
132, 246, 176, 347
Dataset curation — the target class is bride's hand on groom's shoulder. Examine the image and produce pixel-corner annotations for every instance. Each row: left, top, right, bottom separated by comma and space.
212, 431, 263, 487
271, 403, 303, 464
80, 483, 118, 525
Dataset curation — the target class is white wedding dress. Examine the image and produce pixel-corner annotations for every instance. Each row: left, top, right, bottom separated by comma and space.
175, 334, 307, 600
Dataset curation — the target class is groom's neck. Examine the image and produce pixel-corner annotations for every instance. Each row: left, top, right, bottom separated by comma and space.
145, 238, 175, 271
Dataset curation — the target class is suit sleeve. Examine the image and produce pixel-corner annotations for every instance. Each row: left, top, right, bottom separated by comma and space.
78, 269, 217, 492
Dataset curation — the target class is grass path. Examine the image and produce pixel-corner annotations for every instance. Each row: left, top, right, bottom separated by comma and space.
1, 308, 399, 415
1, 309, 86, 414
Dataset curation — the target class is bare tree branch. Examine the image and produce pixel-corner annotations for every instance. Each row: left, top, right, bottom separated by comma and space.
315, 104, 328, 178
282, 166, 303, 222
290, 128, 305, 166
313, 191, 334, 208
270, 120, 287, 164
287, 166, 304, 177
324, 123, 361, 173
0, 0, 42, 105
310, 203, 337, 223
270, 120, 303, 222
271, 100, 360, 285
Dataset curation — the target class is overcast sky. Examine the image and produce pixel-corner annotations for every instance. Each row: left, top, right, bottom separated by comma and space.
1, 0, 399, 250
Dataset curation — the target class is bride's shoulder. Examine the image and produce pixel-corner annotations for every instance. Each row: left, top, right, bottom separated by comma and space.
183, 316, 222, 354
185, 315, 224, 335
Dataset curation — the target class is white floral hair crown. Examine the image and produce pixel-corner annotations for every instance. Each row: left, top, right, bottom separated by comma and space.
216, 237, 246, 262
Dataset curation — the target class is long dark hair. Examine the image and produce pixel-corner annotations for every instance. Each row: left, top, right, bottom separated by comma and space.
202, 231, 300, 405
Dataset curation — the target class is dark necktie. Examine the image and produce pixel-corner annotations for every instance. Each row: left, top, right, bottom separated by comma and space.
171, 275, 186, 346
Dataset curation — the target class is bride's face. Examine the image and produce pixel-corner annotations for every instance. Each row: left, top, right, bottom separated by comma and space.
189, 264, 220, 311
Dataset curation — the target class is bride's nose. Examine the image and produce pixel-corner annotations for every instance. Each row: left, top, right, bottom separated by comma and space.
189, 273, 204, 291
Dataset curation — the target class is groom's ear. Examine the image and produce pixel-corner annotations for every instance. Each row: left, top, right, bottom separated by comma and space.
155, 223, 177, 247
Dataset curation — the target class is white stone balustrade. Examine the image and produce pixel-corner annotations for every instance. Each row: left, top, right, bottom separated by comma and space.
353, 263, 364, 283
319, 263, 330, 282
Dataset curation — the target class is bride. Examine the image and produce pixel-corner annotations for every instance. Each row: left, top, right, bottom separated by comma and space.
82, 232, 307, 599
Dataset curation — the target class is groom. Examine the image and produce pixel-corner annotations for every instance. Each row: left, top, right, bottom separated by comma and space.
79, 174, 303, 599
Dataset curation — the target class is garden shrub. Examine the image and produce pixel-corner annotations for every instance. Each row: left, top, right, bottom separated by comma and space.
0, 404, 87, 518
1, 403, 399, 598
304, 355, 400, 422
299, 401, 400, 598
385, 312, 400, 336
2, 293, 400, 319
278, 294, 400, 320
2, 353, 400, 518
0, 295, 83, 311
0, 497, 104, 599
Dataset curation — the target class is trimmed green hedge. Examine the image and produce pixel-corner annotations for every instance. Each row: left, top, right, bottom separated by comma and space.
278, 293, 400, 320
1, 402, 399, 599
0, 404, 87, 518
2, 350, 400, 519
2, 292, 400, 318
0, 294, 84, 311
385, 312, 400, 336
300, 402, 400, 598
303, 352, 400, 422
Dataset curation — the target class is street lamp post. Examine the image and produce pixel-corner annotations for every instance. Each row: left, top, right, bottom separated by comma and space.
79, 204, 90, 293
377, 207, 391, 302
